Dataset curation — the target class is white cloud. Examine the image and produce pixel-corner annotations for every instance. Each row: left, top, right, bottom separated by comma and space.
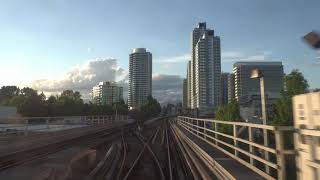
152, 74, 183, 104
222, 50, 272, 62
155, 54, 190, 63
31, 58, 127, 100
154, 50, 271, 65
30, 58, 183, 104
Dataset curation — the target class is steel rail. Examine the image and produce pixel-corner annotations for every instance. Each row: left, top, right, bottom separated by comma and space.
122, 129, 165, 180
165, 123, 173, 180
169, 122, 201, 180
0, 124, 134, 171
115, 129, 128, 180
173, 125, 212, 180
173, 124, 236, 180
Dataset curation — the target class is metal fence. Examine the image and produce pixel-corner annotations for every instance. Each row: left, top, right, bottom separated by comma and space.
176, 116, 295, 180
0, 115, 128, 136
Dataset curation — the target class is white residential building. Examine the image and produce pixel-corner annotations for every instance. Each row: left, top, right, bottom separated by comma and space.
189, 22, 221, 115
92, 82, 123, 106
128, 48, 152, 109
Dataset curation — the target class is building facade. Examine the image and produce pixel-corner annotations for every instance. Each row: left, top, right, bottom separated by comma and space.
128, 48, 152, 110
220, 73, 229, 105
233, 61, 283, 103
187, 60, 192, 108
92, 81, 123, 105
293, 92, 320, 180
227, 73, 235, 103
189, 22, 221, 116
183, 78, 188, 109
233, 62, 283, 122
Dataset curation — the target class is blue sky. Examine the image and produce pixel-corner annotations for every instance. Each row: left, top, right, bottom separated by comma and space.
0, 0, 319, 90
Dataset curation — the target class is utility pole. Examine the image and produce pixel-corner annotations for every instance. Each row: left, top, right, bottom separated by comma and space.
250, 68, 269, 173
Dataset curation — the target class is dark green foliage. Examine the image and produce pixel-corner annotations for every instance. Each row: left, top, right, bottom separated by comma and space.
131, 96, 161, 121
0, 86, 20, 105
17, 92, 47, 117
0, 86, 128, 117
215, 99, 241, 122
215, 99, 242, 134
271, 69, 309, 126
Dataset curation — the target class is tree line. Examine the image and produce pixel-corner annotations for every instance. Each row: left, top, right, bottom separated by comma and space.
0, 87, 128, 117
130, 95, 162, 122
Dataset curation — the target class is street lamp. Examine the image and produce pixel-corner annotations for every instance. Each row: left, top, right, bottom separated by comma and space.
250, 68, 267, 125
250, 68, 270, 173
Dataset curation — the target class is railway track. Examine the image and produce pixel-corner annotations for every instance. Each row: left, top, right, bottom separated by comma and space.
0, 117, 217, 180
0, 123, 135, 171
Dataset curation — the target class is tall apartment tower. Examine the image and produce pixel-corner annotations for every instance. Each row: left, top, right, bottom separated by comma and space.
92, 81, 123, 106
187, 61, 192, 108
128, 48, 152, 110
220, 73, 229, 105
190, 22, 221, 115
182, 79, 188, 109
227, 73, 235, 103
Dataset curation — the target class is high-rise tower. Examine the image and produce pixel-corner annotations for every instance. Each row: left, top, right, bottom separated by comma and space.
128, 48, 152, 109
190, 22, 221, 115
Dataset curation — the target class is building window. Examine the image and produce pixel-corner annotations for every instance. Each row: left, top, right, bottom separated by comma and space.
313, 110, 320, 116
299, 110, 305, 116
298, 104, 304, 109
301, 135, 306, 144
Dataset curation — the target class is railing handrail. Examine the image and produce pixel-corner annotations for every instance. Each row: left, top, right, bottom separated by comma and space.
4, 114, 128, 120
176, 116, 294, 180
178, 116, 294, 131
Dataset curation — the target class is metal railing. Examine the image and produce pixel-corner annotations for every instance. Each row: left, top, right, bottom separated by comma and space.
0, 115, 128, 136
176, 116, 295, 180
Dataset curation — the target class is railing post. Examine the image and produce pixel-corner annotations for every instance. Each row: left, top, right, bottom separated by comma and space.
214, 122, 218, 145
233, 124, 238, 157
248, 126, 254, 165
196, 119, 199, 135
275, 130, 286, 180
204, 120, 206, 140
263, 129, 270, 174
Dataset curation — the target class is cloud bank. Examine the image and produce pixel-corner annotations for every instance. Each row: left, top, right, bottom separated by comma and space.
152, 74, 183, 104
32, 58, 126, 99
31, 58, 184, 104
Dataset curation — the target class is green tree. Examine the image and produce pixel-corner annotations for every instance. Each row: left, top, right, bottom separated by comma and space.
271, 69, 309, 125
131, 96, 161, 121
54, 90, 84, 116
17, 91, 47, 117
215, 99, 241, 134
8, 95, 25, 106
0, 86, 20, 105
215, 99, 241, 121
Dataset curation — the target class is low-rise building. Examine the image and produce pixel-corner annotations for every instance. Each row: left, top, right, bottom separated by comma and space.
293, 92, 320, 180
92, 82, 123, 106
